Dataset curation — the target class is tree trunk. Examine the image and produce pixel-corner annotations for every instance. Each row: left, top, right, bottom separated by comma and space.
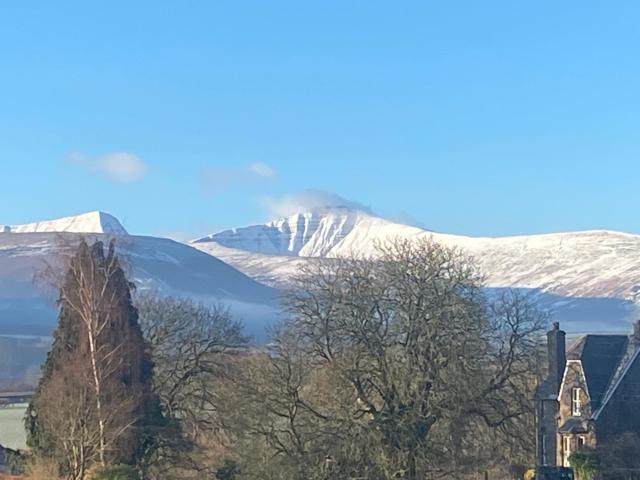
87, 322, 106, 467
407, 448, 417, 480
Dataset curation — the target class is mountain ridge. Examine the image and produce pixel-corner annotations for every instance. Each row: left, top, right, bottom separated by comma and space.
2, 209, 639, 337
0, 225, 278, 337
1, 211, 128, 235
191, 207, 640, 303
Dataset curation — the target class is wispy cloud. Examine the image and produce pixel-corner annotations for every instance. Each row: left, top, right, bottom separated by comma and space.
69, 151, 149, 183
261, 190, 372, 218
201, 162, 277, 193
248, 162, 276, 179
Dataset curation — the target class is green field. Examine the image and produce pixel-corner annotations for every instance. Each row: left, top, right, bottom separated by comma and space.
0, 404, 27, 450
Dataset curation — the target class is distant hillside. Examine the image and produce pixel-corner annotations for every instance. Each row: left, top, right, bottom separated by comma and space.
0, 212, 279, 338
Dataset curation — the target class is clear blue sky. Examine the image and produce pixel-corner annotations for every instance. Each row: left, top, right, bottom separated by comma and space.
1, 1, 639, 238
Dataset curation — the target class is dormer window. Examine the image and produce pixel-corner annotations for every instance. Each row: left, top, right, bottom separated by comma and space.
572, 387, 582, 416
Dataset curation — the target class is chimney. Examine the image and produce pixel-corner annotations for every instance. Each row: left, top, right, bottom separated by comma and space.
547, 322, 566, 393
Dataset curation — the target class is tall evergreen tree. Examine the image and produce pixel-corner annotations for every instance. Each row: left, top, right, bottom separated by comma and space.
26, 239, 162, 479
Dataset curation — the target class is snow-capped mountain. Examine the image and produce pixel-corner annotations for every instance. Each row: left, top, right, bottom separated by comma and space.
1, 211, 128, 235
192, 207, 640, 333
0, 213, 278, 338
198, 207, 372, 257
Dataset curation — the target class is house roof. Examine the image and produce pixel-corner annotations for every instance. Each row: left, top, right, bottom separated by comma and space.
566, 334, 629, 412
558, 417, 589, 434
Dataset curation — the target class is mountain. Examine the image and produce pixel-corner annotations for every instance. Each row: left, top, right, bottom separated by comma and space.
192, 207, 640, 333
1, 211, 128, 235
0, 213, 278, 338
197, 206, 376, 257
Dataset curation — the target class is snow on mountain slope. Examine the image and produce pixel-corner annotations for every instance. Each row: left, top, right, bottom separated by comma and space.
1, 211, 128, 235
197, 207, 375, 257
0, 231, 278, 337
433, 230, 640, 301
192, 207, 640, 333
195, 242, 317, 289
193, 208, 640, 301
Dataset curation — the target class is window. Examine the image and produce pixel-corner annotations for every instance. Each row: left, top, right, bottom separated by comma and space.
578, 436, 586, 449
563, 436, 572, 467
572, 387, 582, 416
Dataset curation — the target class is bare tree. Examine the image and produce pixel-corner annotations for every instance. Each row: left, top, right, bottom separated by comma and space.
216, 331, 358, 480
34, 353, 101, 479
135, 295, 249, 479
221, 237, 545, 479
58, 241, 141, 466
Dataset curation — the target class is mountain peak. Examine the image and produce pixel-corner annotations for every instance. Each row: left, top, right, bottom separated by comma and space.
193, 207, 391, 257
1, 211, 128, 235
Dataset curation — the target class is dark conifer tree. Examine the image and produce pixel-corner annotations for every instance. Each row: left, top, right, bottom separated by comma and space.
26, 239, 163, 478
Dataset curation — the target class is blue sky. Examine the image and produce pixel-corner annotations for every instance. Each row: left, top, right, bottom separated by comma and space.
1, 1, 639, 238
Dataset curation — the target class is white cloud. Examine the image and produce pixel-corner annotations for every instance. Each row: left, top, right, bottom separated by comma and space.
248, 162, 276, 179
69, 151, 148, 183
201, 162, 277, 193
261, 190, 372, 218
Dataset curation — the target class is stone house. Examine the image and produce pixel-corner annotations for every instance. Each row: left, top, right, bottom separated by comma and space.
536, 321, 640, 468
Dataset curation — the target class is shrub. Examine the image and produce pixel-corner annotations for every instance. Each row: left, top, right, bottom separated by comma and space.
88, 465, 140, 480
4, 448, 26, 475
25, 456, 60, 480
569, 451, 600, 480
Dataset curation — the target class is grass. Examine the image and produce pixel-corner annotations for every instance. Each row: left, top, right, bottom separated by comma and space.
0, 404, 27, 450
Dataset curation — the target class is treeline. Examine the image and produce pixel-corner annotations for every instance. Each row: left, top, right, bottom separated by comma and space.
22, 238, 545, 480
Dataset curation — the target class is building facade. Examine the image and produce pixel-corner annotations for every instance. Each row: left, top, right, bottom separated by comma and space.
536, 322, 640, 468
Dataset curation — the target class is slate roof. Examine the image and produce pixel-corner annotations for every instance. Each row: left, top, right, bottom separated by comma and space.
566, 334, 629, 412
558, 417, 589, 433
